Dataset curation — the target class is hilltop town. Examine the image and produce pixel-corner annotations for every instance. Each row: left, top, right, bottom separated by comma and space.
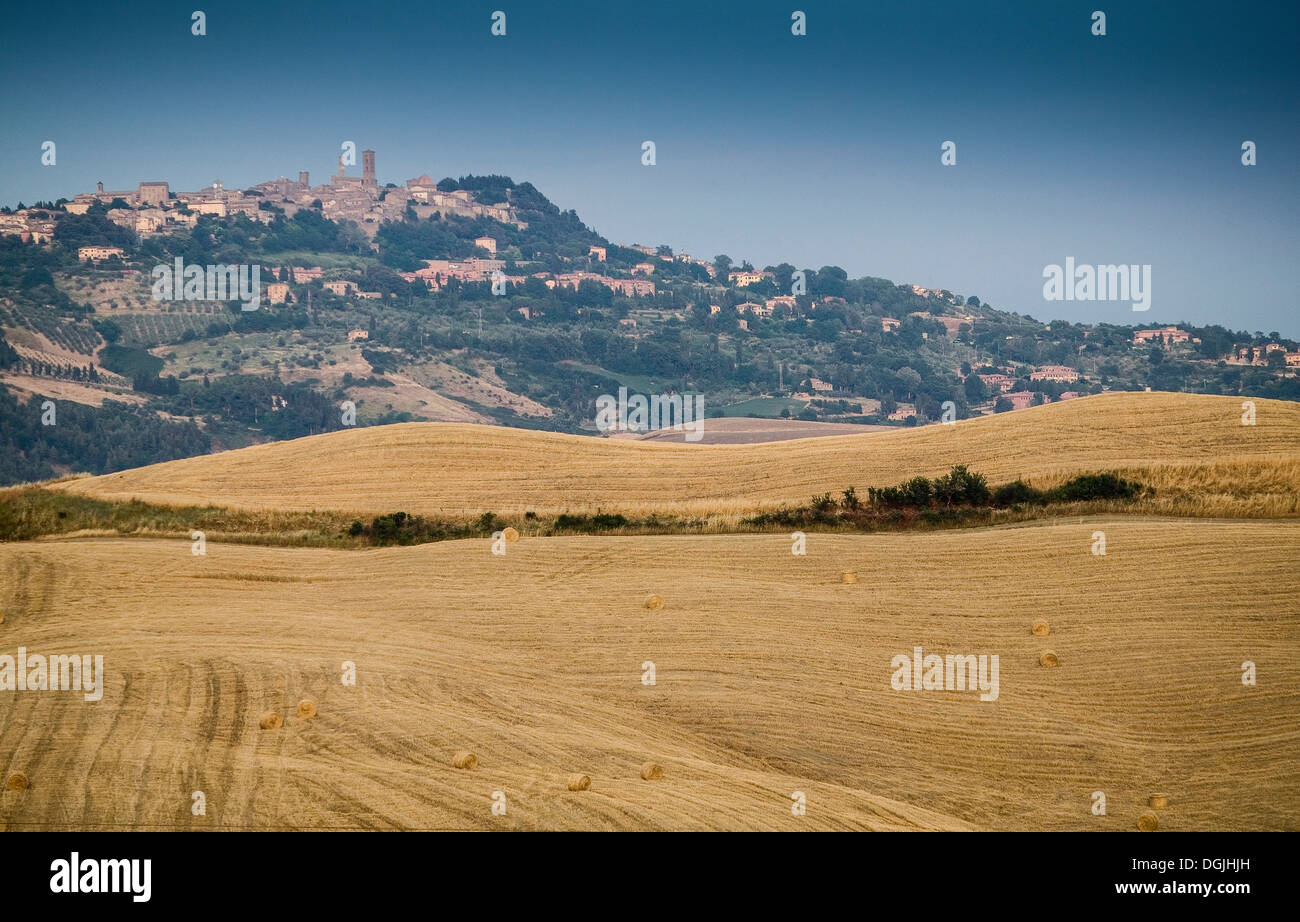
1, 148, 1298, 483
6, 149, 514, 237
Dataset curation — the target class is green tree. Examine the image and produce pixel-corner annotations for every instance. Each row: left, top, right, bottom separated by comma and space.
896, 366, 923, 399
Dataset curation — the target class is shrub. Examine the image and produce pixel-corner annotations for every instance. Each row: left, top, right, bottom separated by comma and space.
991, 479, 1045, 507
590, 512, 629, 529
901, 476, 933, 507
359, 511, 466, 545
553, 512, 629, 531
475, 511, 503, 533
791, 467, 1145, 525
946, 465, 990, 506
1049, 472, 1143, 502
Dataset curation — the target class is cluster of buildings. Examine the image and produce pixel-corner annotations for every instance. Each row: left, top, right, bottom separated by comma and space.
399, 174, 518, 228
702, 300, 977, 335
258, 257, 659, 303
735, 295, 806, 318
15, 149, 528, 247
61, 179, 257, 238
1227, 343, 1300, 367
586, 244, 715, 277
974, 364, 1080, 393
1134, 326, 1300, 368
909, 285, 961, 304
723, 295, 956, 328
549, 271, 656, 297
675, 252, 716, 276
0, 209, 57, 243
976, 372, 1017, 393
247, 159, 521, 234
997, 390, 1080, 411
1132, 325, 1199, 345
77, 245, 128, 262
728, 269, 775, 287
403, 257, 510, 288
392, 261, 657, 298
20, 147, 672, 303
1029, 364, 1081, 383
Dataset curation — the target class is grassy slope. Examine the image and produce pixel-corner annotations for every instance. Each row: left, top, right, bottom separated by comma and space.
1, 523, 1295, 831
52, 392, 1300, 517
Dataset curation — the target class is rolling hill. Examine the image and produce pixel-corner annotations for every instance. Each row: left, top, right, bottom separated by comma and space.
54, 392, 1300, 517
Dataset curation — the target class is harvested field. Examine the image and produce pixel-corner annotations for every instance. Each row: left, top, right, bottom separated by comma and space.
52, 392, 1300, 517
1, 521, 1295, 831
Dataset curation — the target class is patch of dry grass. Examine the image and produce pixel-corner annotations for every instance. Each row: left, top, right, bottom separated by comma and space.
1, 523, 1296, 830
51, 392, 1300, 517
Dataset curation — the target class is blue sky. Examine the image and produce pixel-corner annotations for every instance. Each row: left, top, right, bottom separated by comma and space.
2, 0, 1296, 334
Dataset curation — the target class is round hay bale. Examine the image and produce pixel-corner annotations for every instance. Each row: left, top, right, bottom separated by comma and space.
840, 571, 858, 584
566, 773, 591, 791
452, 751, 478, 770
502, 527, 520, 543
1148, 793, 1169, 810
258, 711, 283, 730
1137, 811, 1159, 832
1039, 651, 1060, 668
296, 699, 317, 719
5, 771, 28, 792
1031, 619, 1050, 636
640, 762, 663, 781
644, 594, 665, 611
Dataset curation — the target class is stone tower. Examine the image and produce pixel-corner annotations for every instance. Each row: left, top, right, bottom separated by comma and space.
362, 150, 375, 186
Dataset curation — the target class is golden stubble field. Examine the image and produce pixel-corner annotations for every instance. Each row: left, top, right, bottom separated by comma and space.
2, 521, 1296, 831
51, 392, 1300, 517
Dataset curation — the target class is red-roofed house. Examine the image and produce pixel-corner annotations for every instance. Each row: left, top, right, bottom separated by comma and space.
1029, 365, 1080, 383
